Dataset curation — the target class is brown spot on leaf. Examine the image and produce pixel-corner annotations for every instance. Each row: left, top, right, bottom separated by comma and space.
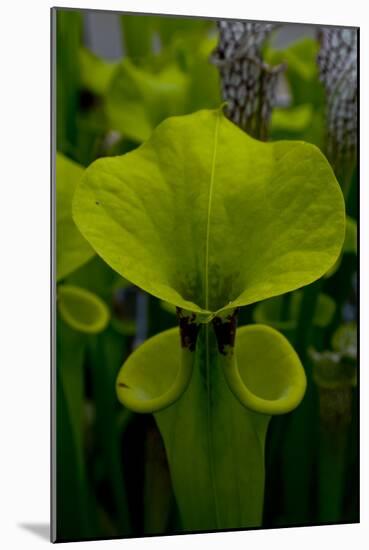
212, 308, 239, 355
176, 307, 200, 352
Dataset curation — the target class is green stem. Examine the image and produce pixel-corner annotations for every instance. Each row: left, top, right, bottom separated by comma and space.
155, 325, 270, 530
294, 281, 322, 357
56, 318, 99, 540
89, 329, 132, 535
143, 421, 175, 534
56, 10, 82, 157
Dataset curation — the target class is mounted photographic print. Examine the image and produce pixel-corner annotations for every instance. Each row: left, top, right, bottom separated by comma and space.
51, 7, 359, 543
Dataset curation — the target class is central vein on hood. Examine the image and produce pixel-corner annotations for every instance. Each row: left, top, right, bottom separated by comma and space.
204, 108, 221, 311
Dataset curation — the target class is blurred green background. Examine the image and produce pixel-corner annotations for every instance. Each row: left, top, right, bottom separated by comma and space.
54, 9, 358, 542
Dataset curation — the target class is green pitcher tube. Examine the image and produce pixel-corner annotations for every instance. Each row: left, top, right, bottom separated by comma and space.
116, 310, 307, 531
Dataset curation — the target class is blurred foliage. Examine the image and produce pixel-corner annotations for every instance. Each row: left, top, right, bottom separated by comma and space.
56, 153, 95, 280
57, 285, 110, 333
265, 37, 326, 148
106, 60, 189, 141
265, 37, 324, 106
55, 10, 358, 542
253, 290, 336, 334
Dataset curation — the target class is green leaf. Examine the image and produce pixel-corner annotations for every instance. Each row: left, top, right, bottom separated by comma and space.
56, 153, 95, 280
271, 104, 313, 134
74, 109, 345, 322
116, 324, 305, 530
104, 32, 220, 143
58, 284, 110, 333
105, 59, 189, 142
79, 47, 118, 96
160, 300, 177, 315
253, 290, 336, 331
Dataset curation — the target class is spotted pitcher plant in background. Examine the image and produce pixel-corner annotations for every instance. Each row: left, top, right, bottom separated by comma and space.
211, 21, 285, 140
73, 108, 345, 531
317, 27, 358, 195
